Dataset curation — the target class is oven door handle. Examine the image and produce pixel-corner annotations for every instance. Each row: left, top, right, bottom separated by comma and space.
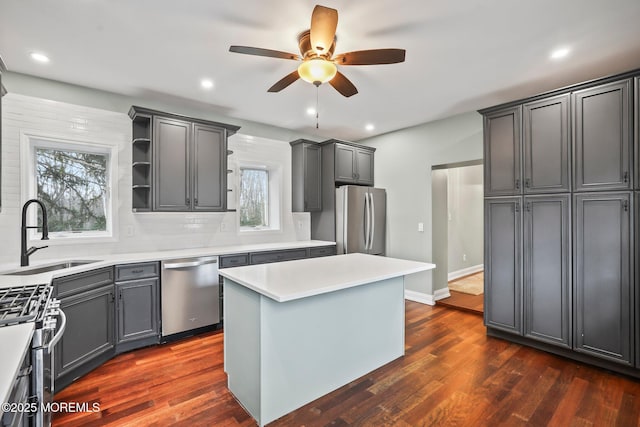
48, 309, 67, 353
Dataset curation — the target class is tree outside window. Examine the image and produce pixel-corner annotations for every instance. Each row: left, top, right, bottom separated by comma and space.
35, 147, 109, 233
239, 168, 269, 228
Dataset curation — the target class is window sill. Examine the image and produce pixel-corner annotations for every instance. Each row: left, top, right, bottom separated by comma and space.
28, 234, 117, 246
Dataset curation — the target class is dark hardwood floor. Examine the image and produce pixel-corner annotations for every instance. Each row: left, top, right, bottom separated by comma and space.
53, 302, 640, 426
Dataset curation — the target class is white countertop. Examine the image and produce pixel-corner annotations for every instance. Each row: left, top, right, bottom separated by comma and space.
0, 323, 34, 405
0, 240, 334, 288
219, 253, 436, 302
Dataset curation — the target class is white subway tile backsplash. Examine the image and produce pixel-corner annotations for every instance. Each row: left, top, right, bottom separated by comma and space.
0, 93, 311, 267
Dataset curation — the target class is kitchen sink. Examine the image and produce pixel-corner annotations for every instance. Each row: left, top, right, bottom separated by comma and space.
1, 260, 102, 276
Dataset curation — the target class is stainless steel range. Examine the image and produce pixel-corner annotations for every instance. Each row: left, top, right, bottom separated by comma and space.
0, 284, 66, 427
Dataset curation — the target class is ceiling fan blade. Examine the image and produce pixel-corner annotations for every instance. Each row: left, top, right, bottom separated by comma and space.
333, 49, 406, 65
268, 70, 300, 92
310, 5, 338, 55
329, 71, 358, 97
229, 46, 300, 61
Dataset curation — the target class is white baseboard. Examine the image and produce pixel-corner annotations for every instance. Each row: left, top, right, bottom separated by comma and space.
448, 264, 484, 282
405, 288, 451, 306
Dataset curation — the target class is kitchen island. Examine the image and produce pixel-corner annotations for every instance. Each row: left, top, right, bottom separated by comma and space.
219, 253, 435, 426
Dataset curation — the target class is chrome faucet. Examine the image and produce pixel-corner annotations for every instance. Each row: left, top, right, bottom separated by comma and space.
21, 199, 49, 266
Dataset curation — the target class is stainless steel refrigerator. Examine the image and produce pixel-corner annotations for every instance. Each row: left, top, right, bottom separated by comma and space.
335, 185, 386, 255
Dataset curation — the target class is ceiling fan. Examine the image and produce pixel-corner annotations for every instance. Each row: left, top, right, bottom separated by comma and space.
229, 5, 406, 97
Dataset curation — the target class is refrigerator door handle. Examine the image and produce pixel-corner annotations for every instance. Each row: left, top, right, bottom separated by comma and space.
364, 192, 370, 250
369, 192, 376, 251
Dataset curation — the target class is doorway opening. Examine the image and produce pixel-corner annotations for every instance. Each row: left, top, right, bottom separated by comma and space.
431, 160, 484, 314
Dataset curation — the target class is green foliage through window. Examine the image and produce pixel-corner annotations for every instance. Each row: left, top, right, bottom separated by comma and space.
239, 168, 269, 228
36, 147, 109, 233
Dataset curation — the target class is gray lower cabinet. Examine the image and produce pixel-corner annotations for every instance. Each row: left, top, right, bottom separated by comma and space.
249, 248, 309, 265
484, 197, 522, 334
523, 194, 571, 347
115, 262, 160, 353
574, 192, 633, 365
523, 95, 570, 193
573, 79, 632, 191
484, 106, 522, 196
55, 282, 115, 390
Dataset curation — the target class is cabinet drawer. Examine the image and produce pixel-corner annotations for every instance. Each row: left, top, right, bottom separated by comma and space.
53, 267, 114, 298
219, 254, 249, 268
250, 249, 308, 265
115, 262, 159, 281
309, 246, 336, 257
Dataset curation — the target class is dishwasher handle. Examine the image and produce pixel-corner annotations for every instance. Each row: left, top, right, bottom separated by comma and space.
164, 258, 218, 269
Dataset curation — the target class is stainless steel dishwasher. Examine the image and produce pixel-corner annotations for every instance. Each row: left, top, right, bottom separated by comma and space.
161, 256, 219, 337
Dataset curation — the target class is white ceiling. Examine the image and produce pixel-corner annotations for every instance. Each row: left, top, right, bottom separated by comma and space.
1, 0, 640, 141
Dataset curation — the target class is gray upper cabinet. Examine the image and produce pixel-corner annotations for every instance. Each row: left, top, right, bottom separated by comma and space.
574, 192, 633, 365
193, 124, 226, 211
523, 95, 570, 193
636, 77, 640, 190
573, 79, 632, 191
334, 142, 374, 186
484, 106, 522, 196
484, 197, 522, 334
154, 117, 191, 211
523, 194, 571, 348
291, 140, 322, 212
129, 106, 239, 212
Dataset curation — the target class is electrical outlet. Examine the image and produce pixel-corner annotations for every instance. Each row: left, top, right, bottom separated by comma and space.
297, 220, 303, 230
418, 222, 424, 232
220, 222, 228, 232
126, 225, 134, 237
463, 254, 467, 261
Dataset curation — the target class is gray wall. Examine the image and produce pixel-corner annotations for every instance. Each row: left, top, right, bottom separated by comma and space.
447, 164, 483, 274
361, 111, 483, 296
431, 169, 449, 294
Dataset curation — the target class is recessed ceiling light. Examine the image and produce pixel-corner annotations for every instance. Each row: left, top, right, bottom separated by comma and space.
306, 107, 316, 116
550, 47, 570, 60
365, 123, 375, 131
30, 52, 50, 63
201, 79, 214, 89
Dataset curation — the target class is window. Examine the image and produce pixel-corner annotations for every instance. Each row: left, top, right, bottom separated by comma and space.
36, 147, 109, 233
22, 133, 117, 242
239, 168, 269, 229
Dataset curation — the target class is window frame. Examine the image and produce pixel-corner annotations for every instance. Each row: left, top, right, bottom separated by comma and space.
21, 130, 119, 245
236, 161, 282, 234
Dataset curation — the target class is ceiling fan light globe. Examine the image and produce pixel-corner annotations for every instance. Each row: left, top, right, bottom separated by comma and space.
298, 59, 337, 85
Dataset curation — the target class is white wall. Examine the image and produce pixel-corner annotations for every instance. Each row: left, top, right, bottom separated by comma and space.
447, 164, 483, 274
361, 111, 483, 297
0, 93, 310, 267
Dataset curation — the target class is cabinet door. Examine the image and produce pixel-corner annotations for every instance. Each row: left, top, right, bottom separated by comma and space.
153, 117, 191, 211
304, 143, 322, 211
56, 285, 115, 380
193, 123, 226, 211
523, 194, 571, 347
484, 106, 522, 196
355, 148, 374, 186
484, 197, 522, 334
335, 144, 356, 183
523, 95, 570, 193
117, 278, 159, 346
574, 192, 632, 365
635, 77, 640, 190
573, 80, 632, 191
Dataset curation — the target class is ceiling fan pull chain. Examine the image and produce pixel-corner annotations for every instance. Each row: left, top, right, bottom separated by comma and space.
316, 85, 320, 129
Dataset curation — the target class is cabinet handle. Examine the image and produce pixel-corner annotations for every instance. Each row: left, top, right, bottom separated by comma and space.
623, 200, 629, 212
194, 198, 198, 206
515, 202, 520, 213
186, 197, 190, 205
526, 202, 531, 212
515, 179, 520, 190
524, 178, 530, 188
623, 172, 629, 183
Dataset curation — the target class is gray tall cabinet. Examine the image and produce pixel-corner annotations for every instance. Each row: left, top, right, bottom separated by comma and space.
481, 69, 639, 376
